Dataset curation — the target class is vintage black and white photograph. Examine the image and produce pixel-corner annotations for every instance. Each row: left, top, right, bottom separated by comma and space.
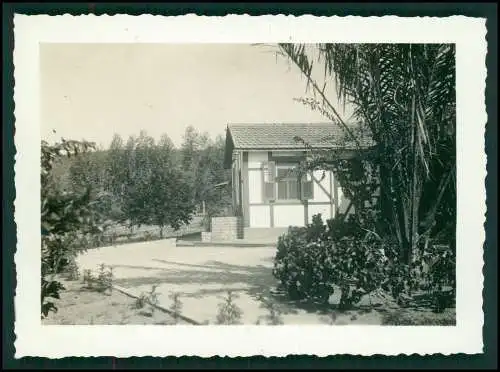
13, 15, 486, 357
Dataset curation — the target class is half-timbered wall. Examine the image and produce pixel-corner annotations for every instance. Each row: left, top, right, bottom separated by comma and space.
241, 150, 352, 228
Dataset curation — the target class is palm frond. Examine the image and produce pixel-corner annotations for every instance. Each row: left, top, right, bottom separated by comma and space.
276, 42, 456, 263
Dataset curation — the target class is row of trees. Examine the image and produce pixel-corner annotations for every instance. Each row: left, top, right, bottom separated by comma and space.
61, 127, 231, 236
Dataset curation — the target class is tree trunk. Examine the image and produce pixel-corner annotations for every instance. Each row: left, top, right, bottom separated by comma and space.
419, 169, 453, 235
409, 103, 421, 266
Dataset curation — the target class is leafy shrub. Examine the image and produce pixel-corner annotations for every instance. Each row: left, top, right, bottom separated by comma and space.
144, 231, 154, 241
134, 293, 148, 309
41, 139, 107, 318
273, 213, 456, 312
382, 309, 456, 326
386, 242, 456, 311
216, 291, 243, 325
95, 264, 114, 293
168, 292, 183, 323
81, 265, 113, 293
41, 278, 65, 317
135, 285, 160, 314
273, 214, 389, 309
422, 244, 456, 309
258, 297, 284, 325
147, 285, 160, 314
82, 269, 95, 288
64, 254, 80, 281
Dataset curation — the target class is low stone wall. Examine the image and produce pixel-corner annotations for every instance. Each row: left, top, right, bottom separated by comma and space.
210, 216, 244, 241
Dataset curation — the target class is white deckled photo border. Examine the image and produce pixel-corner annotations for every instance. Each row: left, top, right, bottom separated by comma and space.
13, 14, 487, 358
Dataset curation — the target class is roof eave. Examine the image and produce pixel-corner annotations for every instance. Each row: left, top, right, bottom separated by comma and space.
231, 145, 374, 151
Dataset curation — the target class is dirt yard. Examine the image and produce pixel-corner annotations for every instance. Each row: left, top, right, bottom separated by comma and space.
42, 277, 187, 325
73, 241, 456, 326
44, 239, 456, 326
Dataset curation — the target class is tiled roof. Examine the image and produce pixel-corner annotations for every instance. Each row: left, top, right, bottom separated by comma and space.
226, 122, 374, 150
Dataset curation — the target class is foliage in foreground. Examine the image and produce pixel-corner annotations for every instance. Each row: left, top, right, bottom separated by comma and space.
273, 214, 455, 311
40, 129, 215, 317
277, 43, 456, 269
96, 264, 114, 293
134, 285, 160, 314
44, 276, 456, 326
273, 43, 456, 312
382, 309, 456, 326
41, 139, 106, 318
81, 264, 114, 294
168, 292, 183, 324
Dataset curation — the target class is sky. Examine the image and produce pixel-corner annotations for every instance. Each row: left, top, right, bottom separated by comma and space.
40, 43, 352, 149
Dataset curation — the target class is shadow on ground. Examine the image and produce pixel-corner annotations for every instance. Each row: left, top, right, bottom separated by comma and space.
111, 259, 340, 317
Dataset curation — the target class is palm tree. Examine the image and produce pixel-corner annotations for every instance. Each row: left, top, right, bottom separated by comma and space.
276, 43, 456, 265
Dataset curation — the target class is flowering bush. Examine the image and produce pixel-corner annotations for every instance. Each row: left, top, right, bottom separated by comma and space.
273, 214, 391, 309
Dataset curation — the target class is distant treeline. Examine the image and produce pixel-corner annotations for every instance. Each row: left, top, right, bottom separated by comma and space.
48, 125, 232, 235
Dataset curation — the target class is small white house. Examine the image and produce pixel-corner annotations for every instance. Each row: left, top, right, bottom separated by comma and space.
223, 123, 374, 231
